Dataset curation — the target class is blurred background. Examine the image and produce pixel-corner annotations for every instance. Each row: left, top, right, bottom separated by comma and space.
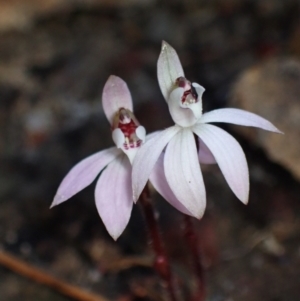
0, 0, 300, 300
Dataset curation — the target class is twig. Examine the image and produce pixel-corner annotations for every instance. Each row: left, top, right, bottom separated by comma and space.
0, 250, 108, 301
101, 255, 152, 272
183, 216, 205, 301
139, 184, 179, 301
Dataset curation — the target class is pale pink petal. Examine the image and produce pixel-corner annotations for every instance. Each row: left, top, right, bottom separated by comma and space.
102, 75, 133, 125
95, 154, 133, 240
164, 129, 206, 218
149, 153, 194, 216
168, 87, 198, 127
157, 41, 184, 101
51, 147, 120, 208
132, 126, 181, 203
198, 138, 216, 164
193, 124, 249, 204
199, 108, 282, 133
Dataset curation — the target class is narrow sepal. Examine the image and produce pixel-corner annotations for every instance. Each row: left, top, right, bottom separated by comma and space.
198, 138, 216, 164
51, 147, 120, 208
157, 41, 184, 101
193, 124, 249, 204
95, 154, 133, 240
132, 126, 181, 203
164, 129, 206, 218
102, 75, 133, 125
149, 153, 194, 216
199, 108, 283, 133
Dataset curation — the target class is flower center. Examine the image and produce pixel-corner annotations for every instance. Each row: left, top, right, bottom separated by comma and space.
113, 108, 142, 150
175, 77, 198, 106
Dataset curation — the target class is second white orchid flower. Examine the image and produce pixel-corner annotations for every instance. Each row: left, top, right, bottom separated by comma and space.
132, 41, 282, 219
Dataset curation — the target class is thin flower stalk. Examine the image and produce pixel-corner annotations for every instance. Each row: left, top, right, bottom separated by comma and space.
139, 184, 179, 301
183, 216, 205, 301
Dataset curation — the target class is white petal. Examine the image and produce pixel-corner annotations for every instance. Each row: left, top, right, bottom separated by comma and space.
112, 128, 125, 148
149, 153, 194, 216
51, 147, 120, 207
193, 124, 249, 204
157, 41, 184, 101
132, 126, 181, 203
164, 129, 206, 218
95, 154, 133, 240
192, 82, 205, 99
135, 126, 146, 142
102, 75, 133, 125
199, 108, 282, 133
198, 138, 216, 164
168, 87, 198, 127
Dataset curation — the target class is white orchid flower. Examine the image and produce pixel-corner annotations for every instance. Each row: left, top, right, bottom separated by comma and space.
51, 75, 147, 240
132, 41, 282, 219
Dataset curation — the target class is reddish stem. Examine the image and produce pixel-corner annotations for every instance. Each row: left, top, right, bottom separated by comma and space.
183, 216, 205, 301
139, 184, 178, 301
